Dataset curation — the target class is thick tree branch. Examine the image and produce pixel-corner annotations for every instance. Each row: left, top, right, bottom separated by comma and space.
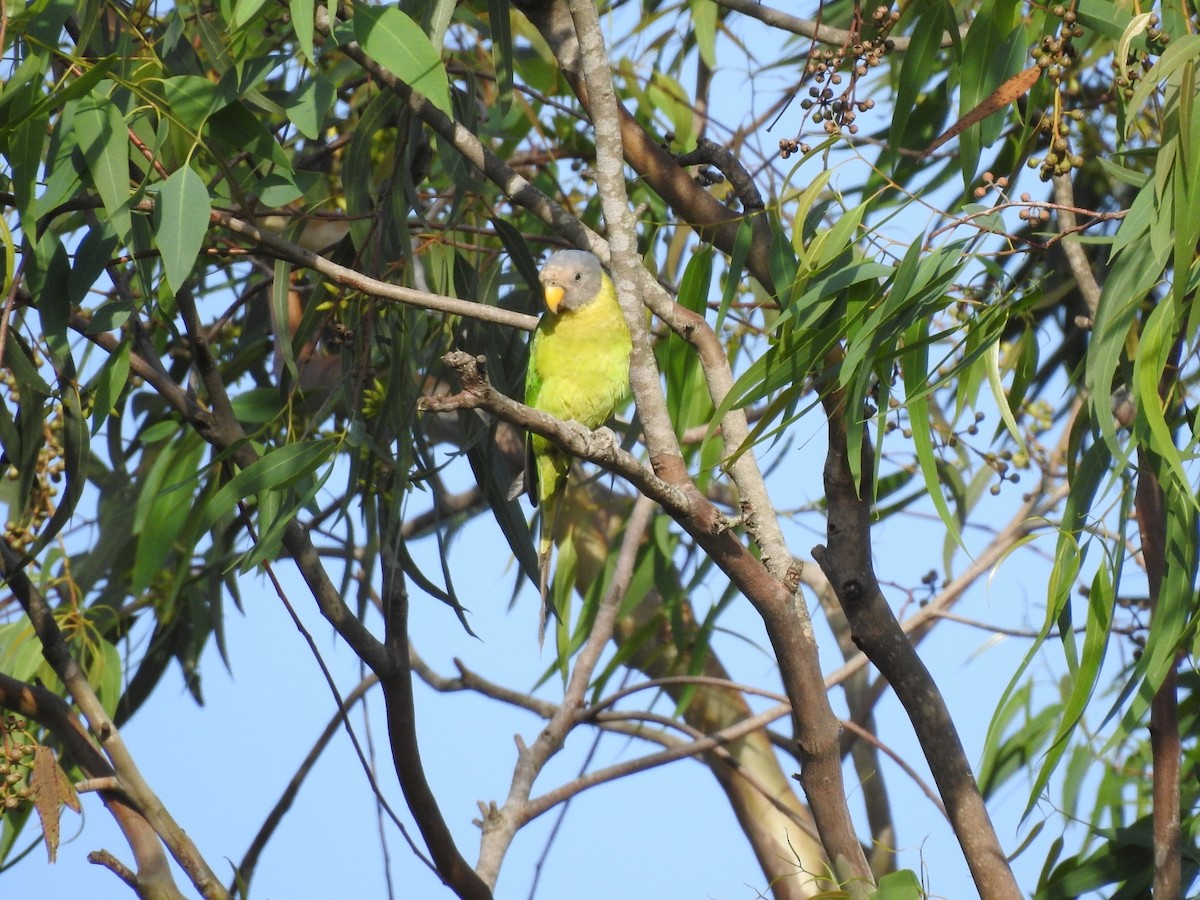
812, 396, 1021, 899
1051, 174, 1102, 325
802, 564, 895, 876
565, 0, 687, 486
378, 538, 492, 900
1134, 330, 1185, 900
1136, 453, 1181, 900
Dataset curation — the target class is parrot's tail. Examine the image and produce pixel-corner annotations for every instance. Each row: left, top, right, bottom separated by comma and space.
536, 534, 553, 644
536, 475, 567, 645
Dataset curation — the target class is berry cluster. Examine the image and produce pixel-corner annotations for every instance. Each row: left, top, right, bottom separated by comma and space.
780, 5, 897, 158
1, 370, 67, 551
1027, 5, 1087, 180
0, 716, 34, 815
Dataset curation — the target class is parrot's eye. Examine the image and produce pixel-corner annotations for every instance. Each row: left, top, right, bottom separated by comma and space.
573, 273, 582, 281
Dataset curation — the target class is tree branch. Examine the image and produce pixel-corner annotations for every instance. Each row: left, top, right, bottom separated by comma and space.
233, 675, 382, 893
422, 351, 872, 892
812, 396, 1021, 899
1050, 174, 1102, 326
378, 534, 492, 900
710, 0, 965, 50
0, 546, 227, 899
513, 0, 779, 295
0, 673, 184, 900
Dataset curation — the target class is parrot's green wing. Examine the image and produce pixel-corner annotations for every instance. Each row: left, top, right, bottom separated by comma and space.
523, 319, 547, 507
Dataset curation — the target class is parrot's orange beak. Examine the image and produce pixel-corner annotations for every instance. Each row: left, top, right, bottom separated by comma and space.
543, 283, 565, 314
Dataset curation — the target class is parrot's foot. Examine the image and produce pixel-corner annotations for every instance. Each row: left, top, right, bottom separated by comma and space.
591, 425, 619, 450
713, 512, 743, 533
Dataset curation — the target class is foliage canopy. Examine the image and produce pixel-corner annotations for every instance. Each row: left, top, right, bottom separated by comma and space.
0, 0, 1198, 897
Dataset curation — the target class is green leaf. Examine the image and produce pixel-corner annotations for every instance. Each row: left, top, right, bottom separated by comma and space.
29, 232, 71, 361
891, 0, 952, 157
1074, 0, 1135, 40
68, 226, 120, 306
958, 0, 1023, 181
75, 94, 132, 243
155, 165, 211, 295
665, 245, 715, 436
902, 320, 965, 551
1125, 33, 1200, 131
1086, 218, 1169, 454
491, 216, 540, 289
95, 638, 123, 719
1107, 489, 1197, 738
1027, 562, 1115, 814
132, 434, 208, 593
197, 439, 337, 535
207, 101, 293, 170
979, 437, 1108, 818
89, 340, 131, 436
0, 619, 43, 684
285, 74, 335, 140
255, 171, 305, 207
0, 217, 13, 301
690, 0, 718, 68
875, 869, 925, 899
715, 218, 753, 334
354, 3, 452, 117
232, 0, 273, 29
984, 335, 1028, 456
291, 0, 316, 61
161, 75, 226, 135
486, 0, 513, 111
646, 71, 696, 150
790, 169, 834, 259
7, 109, 49, 219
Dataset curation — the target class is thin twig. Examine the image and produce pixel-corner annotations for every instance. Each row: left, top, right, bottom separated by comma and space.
712, 0, 966, 50
233, 675, 385, 892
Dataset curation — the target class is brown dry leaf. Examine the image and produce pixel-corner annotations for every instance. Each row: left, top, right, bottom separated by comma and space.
31, 745, 81, 863
921, 65, 1043, 159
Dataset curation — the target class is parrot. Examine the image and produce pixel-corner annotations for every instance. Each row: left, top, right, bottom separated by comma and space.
524, 249, 632, 630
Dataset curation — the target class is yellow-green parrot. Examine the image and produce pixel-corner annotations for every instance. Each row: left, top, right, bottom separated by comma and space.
525, 249, 632, 623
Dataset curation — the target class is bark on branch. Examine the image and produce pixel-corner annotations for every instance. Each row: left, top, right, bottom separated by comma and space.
812, 394, 1021, 899
0, 673, 185, 900
0, 546, 224, 899
421, 350, 873, 892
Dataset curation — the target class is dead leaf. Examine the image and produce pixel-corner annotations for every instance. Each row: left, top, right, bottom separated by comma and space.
31, 745, 80, 863
921, 65, 1043, 159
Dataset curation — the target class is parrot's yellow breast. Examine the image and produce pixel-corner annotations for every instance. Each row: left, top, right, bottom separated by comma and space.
530, 283, 630, 428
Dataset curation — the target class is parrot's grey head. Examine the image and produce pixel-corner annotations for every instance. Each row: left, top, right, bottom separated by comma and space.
539, 249, 606, 314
